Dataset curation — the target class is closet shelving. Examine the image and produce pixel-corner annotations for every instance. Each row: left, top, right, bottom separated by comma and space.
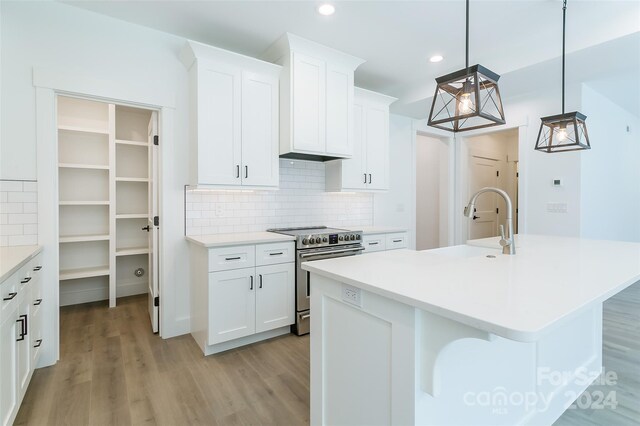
57, 96, 154, 307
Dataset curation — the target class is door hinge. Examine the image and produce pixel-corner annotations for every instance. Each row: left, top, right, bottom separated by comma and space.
154, 216, 159, 226
516, 172, 519, 178
496, 171, 500, 177
154, 296, 159, 307
516, 208, 519, 214
153, 135, 159, 146
496, 208, 499, 214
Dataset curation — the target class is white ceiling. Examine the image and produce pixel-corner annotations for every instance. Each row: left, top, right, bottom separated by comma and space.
62, 0, 640, 116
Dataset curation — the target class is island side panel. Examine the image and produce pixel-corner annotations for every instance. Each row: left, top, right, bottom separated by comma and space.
310, 273, 416, 426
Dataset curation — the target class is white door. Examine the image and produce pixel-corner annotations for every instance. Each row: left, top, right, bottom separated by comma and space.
364, 105, 389, 190
255, 263, 295, 333
292, 52, 326, 154
208, 268, 256, 345
341, 102, 367, 189
325, 64, 353, 157
197, 64, 242, 185
241, 71, 279, 187
147, 112, 159, 333
0, 310, 18, 426
469, 156, 500, 239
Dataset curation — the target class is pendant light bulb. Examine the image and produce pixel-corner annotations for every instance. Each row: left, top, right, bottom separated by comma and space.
557, 126, 568, 142
459, 93, 473, 114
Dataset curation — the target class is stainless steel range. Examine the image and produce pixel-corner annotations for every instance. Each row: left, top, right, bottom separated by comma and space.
267, 226, 363, 335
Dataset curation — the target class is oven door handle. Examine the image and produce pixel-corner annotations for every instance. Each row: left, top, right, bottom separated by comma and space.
300, 247, 365, 259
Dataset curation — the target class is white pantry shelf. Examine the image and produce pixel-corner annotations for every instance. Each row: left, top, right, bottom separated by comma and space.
115, 177, 149, 183
58, 163, 109, 170
115, 247, 149, 257
59, 201, 110, 206
116, 213, 148, 219
58, 124, 110, 135
59, 266, 110, 281
115, 139, 148, 147
59, 234, 110, 243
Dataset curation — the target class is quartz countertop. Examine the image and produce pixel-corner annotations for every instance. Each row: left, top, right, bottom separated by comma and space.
302, 235, 640, 342
355, 226, 407, 235
0, 245, 43, 282
186, 232, 295, 248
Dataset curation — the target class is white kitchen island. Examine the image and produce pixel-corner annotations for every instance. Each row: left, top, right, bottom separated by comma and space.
302, 235, 640, 425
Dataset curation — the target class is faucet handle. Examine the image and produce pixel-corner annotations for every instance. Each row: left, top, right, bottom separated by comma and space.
499, 224, 505, 239
499, 225, 509, 247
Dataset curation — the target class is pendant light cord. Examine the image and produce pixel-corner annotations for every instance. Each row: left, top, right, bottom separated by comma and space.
562, 0, 567, 114
465, 0, 470, 72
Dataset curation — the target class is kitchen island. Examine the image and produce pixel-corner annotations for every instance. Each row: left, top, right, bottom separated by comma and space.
302, 235, 640, 425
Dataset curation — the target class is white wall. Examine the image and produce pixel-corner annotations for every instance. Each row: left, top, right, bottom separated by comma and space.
373, 114, 416, 248
580, 84, 640, 242
1, 2, 191, 338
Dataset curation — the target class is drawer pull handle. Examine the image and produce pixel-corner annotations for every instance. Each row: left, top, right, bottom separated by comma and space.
269, 252, 283, 256
259, 274, 263, 289
250, 275, 254, 290
33, 266, 42, 271
16, 314, 27, 341
34, 339, 43, 348
369, 242, 379, 245
21, 277, 32, 284
3, 292, 17, 301
34, 299, 43, 306
392, 239, 402, 243
225, 257, 241, 261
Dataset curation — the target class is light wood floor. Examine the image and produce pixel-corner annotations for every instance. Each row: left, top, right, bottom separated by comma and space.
15, 295, 310, 426
16, 283, 640, 426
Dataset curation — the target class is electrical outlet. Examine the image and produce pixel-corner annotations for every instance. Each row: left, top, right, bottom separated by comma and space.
547, 202, 567, 213
342, 284, 362, 307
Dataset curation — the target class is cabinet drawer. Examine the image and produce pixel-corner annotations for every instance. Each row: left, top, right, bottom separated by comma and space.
208, 245, 255, 272
386, 232, 408, 250
1, 263, 30, 321
362, 234, 386, 253
255, 242, 295, 266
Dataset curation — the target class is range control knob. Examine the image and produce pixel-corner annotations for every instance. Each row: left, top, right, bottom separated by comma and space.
309, 237, 316, 244
322, 237, 328, 243
338, 235, 344, 241
355, 234, 361, 240
302, 238, 309, 245
350, 235, 356, 241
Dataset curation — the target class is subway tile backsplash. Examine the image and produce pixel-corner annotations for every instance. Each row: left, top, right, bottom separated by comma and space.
185, 159, 373, 235
0, 180, 38, 246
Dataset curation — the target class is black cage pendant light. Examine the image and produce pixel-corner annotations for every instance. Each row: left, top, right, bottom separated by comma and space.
427, 0, 506, 132
534, 0, 590, 153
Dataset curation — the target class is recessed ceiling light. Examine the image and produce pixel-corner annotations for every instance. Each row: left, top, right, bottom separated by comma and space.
430, 55, 444, 63
318, 4, 335, 16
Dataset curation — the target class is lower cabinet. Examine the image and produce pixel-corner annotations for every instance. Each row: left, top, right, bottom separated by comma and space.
362, 231, 408, 253
0, 251, 44, 426
190, 241, 295, 355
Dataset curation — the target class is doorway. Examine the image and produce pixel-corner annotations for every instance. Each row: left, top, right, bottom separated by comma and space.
464, 128, 519, 240
56, 95, 160, 333
415, 133, 452, 250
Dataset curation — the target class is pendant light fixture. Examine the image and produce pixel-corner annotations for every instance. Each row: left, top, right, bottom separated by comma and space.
534, 0, 590, 153
427, 0, 505, 132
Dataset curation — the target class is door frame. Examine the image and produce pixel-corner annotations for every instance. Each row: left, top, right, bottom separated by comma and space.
456, 124, 529, 244
33, 67, 173, 367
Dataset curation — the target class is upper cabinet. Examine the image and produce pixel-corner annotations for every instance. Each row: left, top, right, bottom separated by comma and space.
181, 40, 281, 189
263, 33, 365, 161
326, 87, 397, 192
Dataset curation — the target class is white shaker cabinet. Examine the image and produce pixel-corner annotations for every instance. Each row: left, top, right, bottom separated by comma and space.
181, 40, 281, 189
0, 307, 18, 426
326, 87, 397, 192
263, 33, 364, 160
190, 240, 295, 356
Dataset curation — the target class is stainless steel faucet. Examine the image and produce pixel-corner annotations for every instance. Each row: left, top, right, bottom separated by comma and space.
464, 187, 516, 255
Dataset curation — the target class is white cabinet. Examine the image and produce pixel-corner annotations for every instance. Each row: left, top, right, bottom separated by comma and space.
182, 40, 281, 189
190, 240, 296, 355
326, 87, 397, 191
362, 231, 408, 253
208, 268, 256, 344
0, 252, 44, 426
263, 33, 364, 160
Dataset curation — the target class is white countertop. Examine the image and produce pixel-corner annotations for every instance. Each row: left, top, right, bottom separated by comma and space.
0, 245, 42, 282
302, 235, 640, 342
353, 226, 407, 235
186, 232, 295, 248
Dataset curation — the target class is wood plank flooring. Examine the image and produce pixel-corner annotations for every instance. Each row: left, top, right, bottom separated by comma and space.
15, 283, 640, 425
14, 295, 310, 426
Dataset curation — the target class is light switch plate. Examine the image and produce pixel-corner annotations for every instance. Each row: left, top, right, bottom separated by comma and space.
547, 202, 567, 213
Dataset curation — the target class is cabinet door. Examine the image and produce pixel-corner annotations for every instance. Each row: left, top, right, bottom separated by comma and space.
197, 64, 242, 185
0, 310, 18, 426
292, 52, 326, 154
325, 64, 353, 157
364, 105, 389, 190
241, 71, 279, 187
255, 263, 295, 334
16, 295, 30, 397
341, 102, 367, 189
208, 268, 255, 345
